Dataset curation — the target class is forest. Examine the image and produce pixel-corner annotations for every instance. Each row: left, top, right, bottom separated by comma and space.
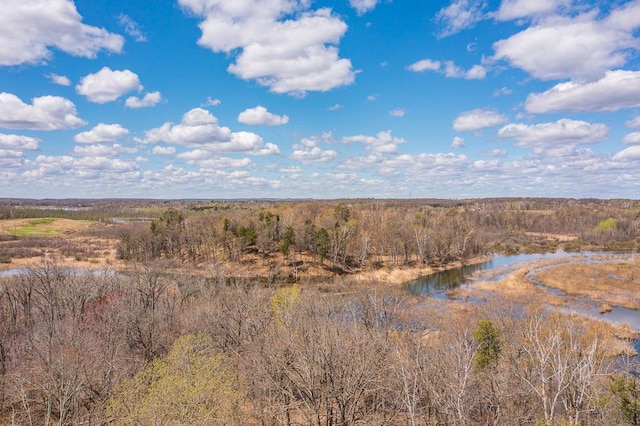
0, 197, 639, 425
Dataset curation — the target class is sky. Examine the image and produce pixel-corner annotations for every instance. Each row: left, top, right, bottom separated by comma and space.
1, 0, 640, 200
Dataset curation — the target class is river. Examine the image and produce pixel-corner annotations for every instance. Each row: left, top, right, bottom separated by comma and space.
405, 250, 640, 343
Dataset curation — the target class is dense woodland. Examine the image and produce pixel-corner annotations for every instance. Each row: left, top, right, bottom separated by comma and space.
0, 198, 639, 425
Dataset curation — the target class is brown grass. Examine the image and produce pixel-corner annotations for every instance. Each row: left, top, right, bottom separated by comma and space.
534, 260, 640, 309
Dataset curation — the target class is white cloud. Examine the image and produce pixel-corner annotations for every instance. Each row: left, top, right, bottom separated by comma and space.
74, 123, 130, 143
389, 109, 406, 117
627, 116, 640, 129
408, 58, 486, 80
525, 70, 640, 113
72, 144, 137, 157
613, 145, 640, 161
435, 0, 487, 37
453, 108, 507, 131
482, 149, 507, 157
328, 104, 344, 111
343, 130, 405, 154
151, 146, 177, 156
407, 59, 441, 72
23, 155, 138, 180
143, 108, 280, 155
349, 0, 379, 15
48, 74, 71, 86
498, 119, 608, 151
445, 61, 486, 79
493, 86, 513, 97
452, 136, 465, 148
178, 0, 355, 95
622, 132, 640, 145
203, 97, 221, 107
495, 0, 570, 21
279, 166, 303, 173
0, 0, 123, 66
0, 92, 85, 130
0, 133, 39, 151
119, 14, 146, 42
290, 138, 338, 164
176, 151, 253, 169
125, 91, 163, 109
76, 67, 142, 103
237, 106, 289, 126
366, 95, 377, 102
493, 4, 640, 81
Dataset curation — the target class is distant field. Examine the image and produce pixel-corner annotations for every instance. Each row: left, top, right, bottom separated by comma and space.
0, 218, 94, 237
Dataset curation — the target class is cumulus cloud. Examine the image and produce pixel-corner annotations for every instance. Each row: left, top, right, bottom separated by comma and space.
622, 132, 640, 145
23, 155, 138, 181
408, 59, 442, 72
453, 108, 507, 131
119, 14, 146, 42
452, 136, 465, 148
151, 146, 177, 155
493, 3, 640, 81
389, 109, 406, 117
525, 70, 640, 113
142, 108, 280, 155
495, 0, 570, 21
290, 138, 338, 164
178, 0, 355, 95
72, 144, 137, 157
349, 0, 379, 15
328, 104, 343, 111
627, 116, 640, 129
202, 97, 221, 107
435, 0, 487, 37
48, 74, 71, 86
76, 67, 142, 103
343, 130, 405, 154
125, 91, 163, 109
0, 92, 85, 130
176, 150, 253, 168
237, 106, 289, 126
0, 0, 123, 66
613, 145, 640, 161
498, 119, 608, 152
482, 149, 507, 157
407, 58, 486, 79
0, 133, 39, 151
74, 123, 130, 143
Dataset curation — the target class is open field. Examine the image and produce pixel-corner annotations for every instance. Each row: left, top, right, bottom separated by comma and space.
0, 218, 94, 236
0, 218, 122, 269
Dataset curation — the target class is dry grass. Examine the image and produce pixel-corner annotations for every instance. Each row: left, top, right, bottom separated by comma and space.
534, 260, 640, 309
0, 218, 124, 271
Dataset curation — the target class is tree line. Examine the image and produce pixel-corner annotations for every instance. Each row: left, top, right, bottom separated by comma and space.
116, 198, 640, 272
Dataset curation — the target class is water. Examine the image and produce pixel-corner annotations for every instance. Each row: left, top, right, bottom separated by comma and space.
406, 250, 575, 296
405, 250, 640, 345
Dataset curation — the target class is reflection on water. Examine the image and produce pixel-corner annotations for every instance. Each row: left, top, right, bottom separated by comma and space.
406, 250, 640, 344
406, 250, 575, 296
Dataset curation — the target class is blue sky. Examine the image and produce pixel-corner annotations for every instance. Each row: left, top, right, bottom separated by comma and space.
1, 0, 640, 199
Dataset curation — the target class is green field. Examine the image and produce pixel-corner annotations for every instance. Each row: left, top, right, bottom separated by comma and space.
2, 218, 93, 237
